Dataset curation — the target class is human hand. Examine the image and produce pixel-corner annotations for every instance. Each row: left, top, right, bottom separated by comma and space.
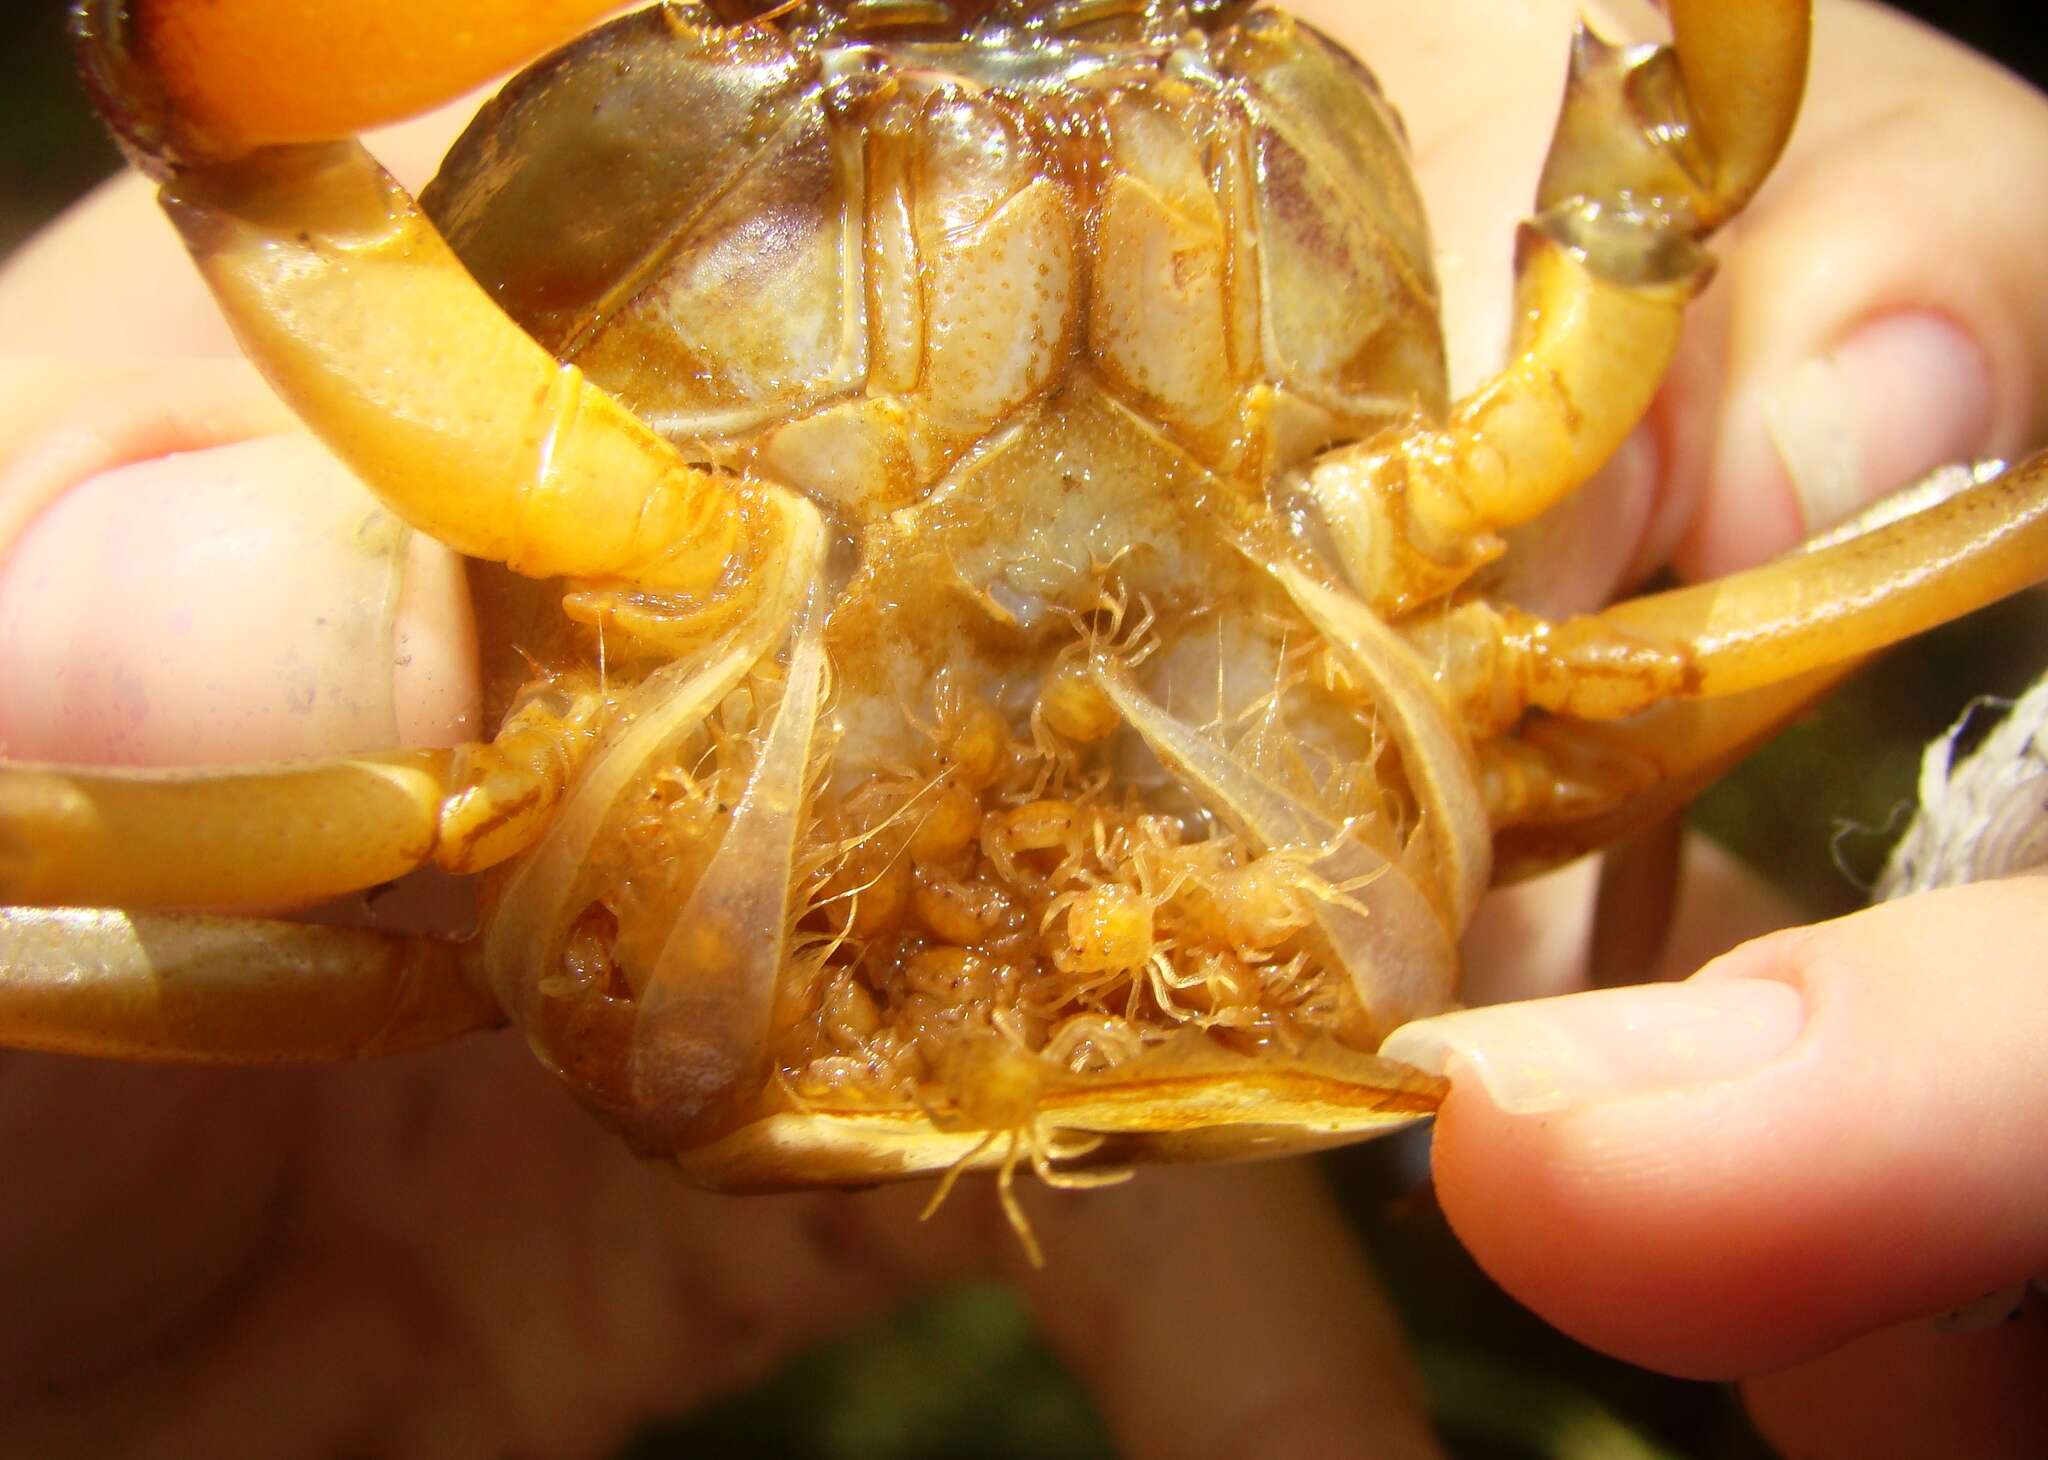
1341, 2, 2048, 1453
4, 3, 2045, 1457
0, 398, 1438, 1455
0, 30, 1454, 1460
0, 1025, 1439, 1457
0, 425, 1446, 1458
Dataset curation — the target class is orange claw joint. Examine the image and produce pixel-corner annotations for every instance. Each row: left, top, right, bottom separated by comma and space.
72, 0, 627, 166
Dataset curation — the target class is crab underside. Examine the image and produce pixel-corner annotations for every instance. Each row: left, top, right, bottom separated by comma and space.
3, 0, 2046, 1214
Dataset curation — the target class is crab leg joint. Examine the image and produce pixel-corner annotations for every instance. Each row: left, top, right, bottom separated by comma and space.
4, 0, 2042, 1211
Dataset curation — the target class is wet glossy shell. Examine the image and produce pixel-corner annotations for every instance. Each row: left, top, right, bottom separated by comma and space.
420, 4, 1456, 1175
423, 5, 1445, 511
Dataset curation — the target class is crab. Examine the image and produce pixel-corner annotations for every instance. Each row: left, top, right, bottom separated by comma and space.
4, 0, 2045, 1245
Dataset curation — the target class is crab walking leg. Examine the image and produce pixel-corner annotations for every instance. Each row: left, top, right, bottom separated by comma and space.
76, 10, 819, 600
0, 754, 451, 912
0, 907, 501, 1062
1299, 0, 1812, 615
1484, 668, 1850, 878
438, 681, 606, 876
77, 0, 624, 158
1417, 453, 2048, 730
0, 691, 610, 911
1580, 455, 2048, 703
1485, 454, 2048, 870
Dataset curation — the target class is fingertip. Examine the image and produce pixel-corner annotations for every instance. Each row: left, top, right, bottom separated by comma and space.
1673, 98, 2043, 578
1790, 313, 1996, 528
1699, 311, 1995, 571
1413, 885, 2048, 1377
1413, 979, 1815, 1377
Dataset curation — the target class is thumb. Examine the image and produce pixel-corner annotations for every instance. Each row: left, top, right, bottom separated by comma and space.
1383, 877, 2048, 1379
0, 367, 479, 765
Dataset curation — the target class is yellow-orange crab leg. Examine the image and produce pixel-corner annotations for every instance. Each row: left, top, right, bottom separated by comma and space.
75, 1, 820, 602
0, 681, 607, 911
0, 907, 501, 1062
1487, 453, 2048, 870
1300, 0, 1811, 615
1485, 668, 1847, 879
0, 753, 452, 912
1422, 453, 2048, 729
1556, 454, 2048, 709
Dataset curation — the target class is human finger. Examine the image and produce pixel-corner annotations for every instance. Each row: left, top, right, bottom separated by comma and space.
1672, 0, 2048, 579
1382, 878, 2048, 1378
1010, 1161, 1445, 1460
0, 367, 479, 763
1742, 1304, 2048, 1460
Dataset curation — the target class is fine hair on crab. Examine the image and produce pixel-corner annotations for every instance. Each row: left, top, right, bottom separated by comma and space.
4, 0, 2046, 1256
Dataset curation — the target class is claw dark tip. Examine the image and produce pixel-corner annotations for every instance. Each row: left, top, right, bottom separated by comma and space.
69, 0, 184, 180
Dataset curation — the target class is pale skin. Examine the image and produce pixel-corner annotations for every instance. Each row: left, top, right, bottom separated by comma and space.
1, 3, 2045, 1458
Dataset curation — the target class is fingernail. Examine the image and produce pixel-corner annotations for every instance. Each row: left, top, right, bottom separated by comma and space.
1770, 313, 1994, 535
1378, 978, 1804, 1116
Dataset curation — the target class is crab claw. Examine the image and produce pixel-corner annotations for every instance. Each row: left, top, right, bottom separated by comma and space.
1537, 0, 1812, 248
71, 0, 625, 166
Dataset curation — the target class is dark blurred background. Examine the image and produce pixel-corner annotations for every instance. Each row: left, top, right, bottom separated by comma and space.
3, 5, 2043, 1458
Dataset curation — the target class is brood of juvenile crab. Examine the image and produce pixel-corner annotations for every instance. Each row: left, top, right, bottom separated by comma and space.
5, 0, 2046, 1233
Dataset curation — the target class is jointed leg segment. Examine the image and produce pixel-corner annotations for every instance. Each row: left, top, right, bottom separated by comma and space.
0, 907, 502, 1062
1302, 0, 1813, 617
0, 753, 453, 912
0, 681, 605, 913
0, 691, 606, 1060
76, 0, 822, 620
1409, 455, 2048, 733
1479, 453, 2048, 871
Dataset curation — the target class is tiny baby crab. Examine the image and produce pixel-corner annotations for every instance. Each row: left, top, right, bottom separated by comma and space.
4, 0, 2045, 1245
